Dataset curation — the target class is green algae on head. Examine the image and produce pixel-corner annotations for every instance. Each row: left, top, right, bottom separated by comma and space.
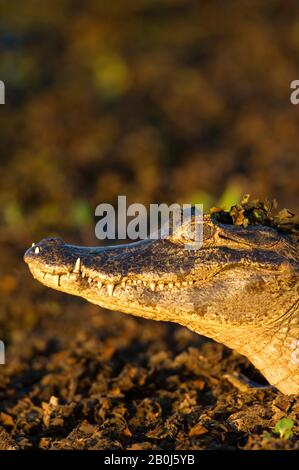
211, 194, 299, 241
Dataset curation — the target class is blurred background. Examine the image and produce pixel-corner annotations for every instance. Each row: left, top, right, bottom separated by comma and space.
0, 0, 299, 449
1, 0, 299, 249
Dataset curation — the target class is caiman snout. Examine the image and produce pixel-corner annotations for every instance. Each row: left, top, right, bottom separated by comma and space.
24, 237, 65, 262
24, 237, 68, 276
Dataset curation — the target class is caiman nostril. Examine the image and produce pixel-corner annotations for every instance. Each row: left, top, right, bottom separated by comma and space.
40, 237, 65, 246
24, 237, 66, 264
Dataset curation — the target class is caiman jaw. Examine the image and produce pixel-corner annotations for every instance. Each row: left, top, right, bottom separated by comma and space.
23, 237, 209, 316
25, 245, 196, 297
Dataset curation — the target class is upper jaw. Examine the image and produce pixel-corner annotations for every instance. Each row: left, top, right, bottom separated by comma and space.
24, 237, 201, 298
25, 232, 260, 299
26, 253, 199, 298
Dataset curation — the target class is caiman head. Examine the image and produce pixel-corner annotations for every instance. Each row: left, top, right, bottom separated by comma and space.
24, 213, 299, 395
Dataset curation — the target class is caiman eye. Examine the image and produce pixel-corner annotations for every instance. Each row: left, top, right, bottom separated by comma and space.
171, 221, 214, 243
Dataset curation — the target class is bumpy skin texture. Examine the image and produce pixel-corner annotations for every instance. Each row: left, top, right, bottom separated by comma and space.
24, 214, 299, 395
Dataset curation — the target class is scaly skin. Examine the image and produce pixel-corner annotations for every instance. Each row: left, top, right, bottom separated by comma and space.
24, 214, 299, 394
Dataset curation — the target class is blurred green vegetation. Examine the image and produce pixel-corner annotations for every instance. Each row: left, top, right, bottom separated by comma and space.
274, 417, 294, 440
0, 0, 298, 247
188, 184, 243, 211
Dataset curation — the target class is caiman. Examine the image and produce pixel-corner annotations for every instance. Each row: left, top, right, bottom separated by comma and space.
24, 209, 299, 395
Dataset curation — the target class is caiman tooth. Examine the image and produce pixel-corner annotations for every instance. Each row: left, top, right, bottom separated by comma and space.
158, 284, 164, 291
150, 282, 156, 291
34, 246, 40, 254
82, 272, 86, 278
53, 275, 60, 287
107, 284, 115, 297
121, 281, 126, 288
32, 242, 35, 247
73, 258, 81, 273
132, 280, 137, 285
188, 280, 193, 285
88, 277, 92, 284
175, 282, 181, 287
142, 281, 147, 286
67, 272, 70, 279
137, 280, 142, 284
98, 281, 103, 290
182, 281, 188, 287
168, 282, 174, 289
